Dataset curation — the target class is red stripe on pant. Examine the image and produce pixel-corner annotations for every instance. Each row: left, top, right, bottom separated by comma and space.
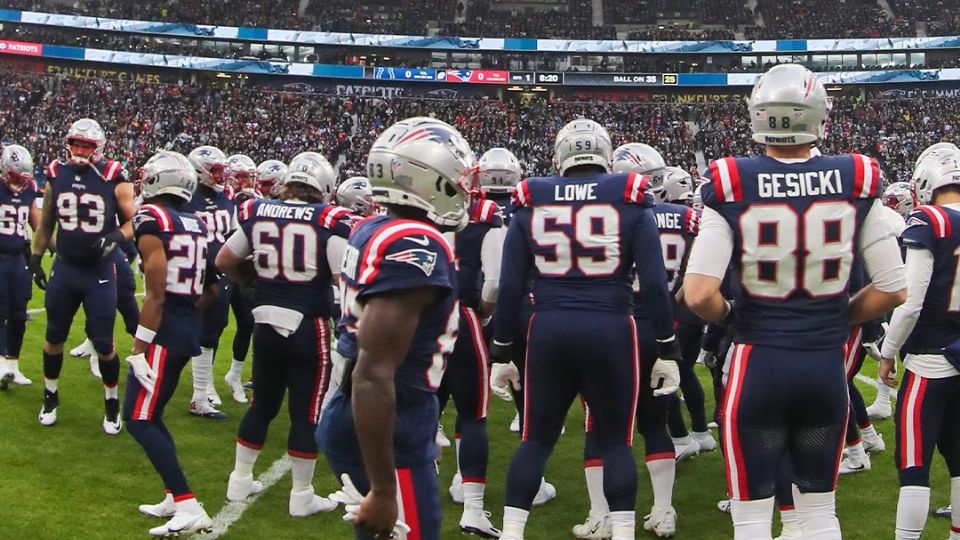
310, 318, 330, 425
723, 344, 752, 500
397, 468, 421, 540
134, 344, 167, 421
521, 313, 536, 442
843, 327, 863, 380
464, 307, 490, 419
899, 371, 929, 469
626, 317, 640, 447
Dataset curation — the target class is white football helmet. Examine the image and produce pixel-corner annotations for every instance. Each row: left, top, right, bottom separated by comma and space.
257, 159, 287, 196
913, 149, 960, 205
366, 117, 476, 230
65, 118, 106, 166
187, 146, 228, 192
336, 176, 375, 215
478, 148, 522, 194
139, 151, 198, 202
1, 144, 34, 194
748, 64, 830, 146
916, 142, 959, 169
226, 154, 258, 191
553, 119, 613, 176
286, 151, 336, 202
693, 184, 704, 210
882, 181, 916, 218
612, 143, 668, 199
662, 166, 694, 204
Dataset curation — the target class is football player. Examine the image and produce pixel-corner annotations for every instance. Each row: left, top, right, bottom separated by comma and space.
0, 144, 39, 389
123, 151, 215, 536
183, 145, 236, 418
218, 151, 347, 517
491, 119, 681, 540
317, 117, 474, 540
29, 119, 137, 434
257, 159, 287, 198
683, 64, 906, 540
878, 148, 960, 540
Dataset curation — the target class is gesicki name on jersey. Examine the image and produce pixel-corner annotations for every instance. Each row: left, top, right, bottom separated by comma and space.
757, 169, 842, 198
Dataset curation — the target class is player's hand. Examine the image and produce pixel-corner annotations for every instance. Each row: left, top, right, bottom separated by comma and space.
332, 474, 410, 539
651, 359, 680, 396
699, 350, 718, 369
878, 356, 898, 388
125, 353, 156, 394
490, 361, 521, 401
488, 340, 513, 364
91, 230, 124, 258
28, 253, 47, 290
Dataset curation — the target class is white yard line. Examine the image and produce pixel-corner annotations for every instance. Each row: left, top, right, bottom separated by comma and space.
198, 455, 293, 540
854, 373, 878, 388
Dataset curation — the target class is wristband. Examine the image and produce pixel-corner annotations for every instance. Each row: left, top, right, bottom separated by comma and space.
135, 325, 157, 343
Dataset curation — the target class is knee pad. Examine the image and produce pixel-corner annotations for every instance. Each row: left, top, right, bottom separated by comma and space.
91, 338, 115, 357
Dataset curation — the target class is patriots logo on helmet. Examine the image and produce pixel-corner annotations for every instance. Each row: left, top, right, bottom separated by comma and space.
385, 248, 438, 277
397, 125, 469, 160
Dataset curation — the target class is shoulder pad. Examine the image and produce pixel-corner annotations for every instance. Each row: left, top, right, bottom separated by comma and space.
238, 199, 256, 223
471, 199, 504, 227
317, 204, 353, 230
706, 157, 744, 203
45, 160, 61, 180
356, 220, 453, 285
911, 206, 952, 239
851, 154, 882, 198
623, 172, 650, 204
512, 179, 532, 208
134, 204, 174, 233
99, 160, 126, 182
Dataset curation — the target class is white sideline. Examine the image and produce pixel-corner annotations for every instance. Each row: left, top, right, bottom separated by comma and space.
197, 456, 292, 539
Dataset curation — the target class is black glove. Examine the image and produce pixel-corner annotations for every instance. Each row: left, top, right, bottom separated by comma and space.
656, 335, 683, 362
28, 253, 47, 290
21, 241, 30, 264
488, 340, 513, 364
91, 230, 125, 258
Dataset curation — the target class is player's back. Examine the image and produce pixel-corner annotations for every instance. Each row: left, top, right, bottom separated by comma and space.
702, 154, 882, 349
47, 159, 124, 265
902, 204, 960, 354
133, 204, 208, 355
184, 185, 235, 262
512, 172, 653, 313
0, 180, 36, 254
634, 201, 697, 320
240, 198, 345, 318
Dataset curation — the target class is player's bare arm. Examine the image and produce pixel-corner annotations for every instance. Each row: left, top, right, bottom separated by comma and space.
31, 186, 56, 256
216, 232, 257, 286
115, 180, 137, 241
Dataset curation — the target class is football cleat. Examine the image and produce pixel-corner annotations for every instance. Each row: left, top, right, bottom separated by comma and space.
673, 436, 701, 462
38, 389, 59, 426
189, 400, 227, 419
509, 412, 520, 433
716, 499, 731, 513
838, 453, 871, 475
532, 478, 557, 506
643, 506, 677, 538
935, 504, 952, 518
9, 368, 32, 386
449, 472, 464, 504
70, 338, 94, 357
460, 509, 501, 538
224, 371, 248, 404
227, 471, 264, 502
148, 507, 212, 537
863, 432, 886, 453
692, 430, 718, 452
774, 521, 803, 539
0, 370, 12, 391
206, 383, 222, 407
707, 421, 719, 429
243, 379, 254, 390
139, 494, 175, 518
289, 488, 337, 517
436, 423, 451, 448
572, 513, 612, 539
102, 398, 122, 435
866, 400, 892, 420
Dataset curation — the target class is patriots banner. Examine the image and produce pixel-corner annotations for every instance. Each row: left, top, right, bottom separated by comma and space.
443, 69, 510, 84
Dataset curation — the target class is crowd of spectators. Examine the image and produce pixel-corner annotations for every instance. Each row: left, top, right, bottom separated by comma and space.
752, 0, 915, 38
442, 0, 616, 39
625, 26, 737, 41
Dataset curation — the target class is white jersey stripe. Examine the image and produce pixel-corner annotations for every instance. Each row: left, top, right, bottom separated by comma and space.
715, 157, 735, 202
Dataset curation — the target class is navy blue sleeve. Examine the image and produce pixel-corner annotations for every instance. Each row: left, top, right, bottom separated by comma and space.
632, 206, 674, 338
493, 208, 532, 345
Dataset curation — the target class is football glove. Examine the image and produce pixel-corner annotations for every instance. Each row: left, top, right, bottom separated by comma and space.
699, 349, 718, 369
27, 253, 47, 290
488, 340, 513, 365
125, 352, 157, 395
490, 361, 520, 401
864, 322, 888, 360
91, 230, 125, 258
330, 474, 410, 538
650, 359, 680, 397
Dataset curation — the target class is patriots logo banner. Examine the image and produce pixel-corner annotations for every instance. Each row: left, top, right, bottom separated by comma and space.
385, 248, 438, 277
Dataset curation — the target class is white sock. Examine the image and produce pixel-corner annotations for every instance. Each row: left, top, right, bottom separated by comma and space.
795, 487, 841, 540
875, 376, 892, 401
191, 347, 214, 402
780, 507, 798, 526
951, 477, 960, 539
847, 442, 867, 461
234, 442, 260, 476
289, 455, 316, 492
228, 359, 244, 378
104, 385, 118, 400
860, 424, 879, 440
584, 463, 609, 517
44, 378, 57, 393
7, 358, 19, 372
731, 497, 774, 540
175, 496, 202, 514
463, 481, 485, 512
609, 510, 635, 540
501, 506, 529, 538
894, 486, 928, 539
646, 457, 675, 509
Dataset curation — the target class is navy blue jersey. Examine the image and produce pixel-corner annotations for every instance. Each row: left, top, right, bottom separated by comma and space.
338, 216, 458, 394
239, 199, 352, 318
133, 204, 209, 356
634, 202, 699, 320
901, 205, 960, 354
493, 172, 674, 344
46, 159, 127, 265
452, 198, 503, 309
183, 184, 236, 264
483, 192, 516, 225
702, 154, 882, 349
0, 181, 37, 255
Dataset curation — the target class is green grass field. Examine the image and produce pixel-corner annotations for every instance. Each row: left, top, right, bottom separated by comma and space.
0, 275, 955, 539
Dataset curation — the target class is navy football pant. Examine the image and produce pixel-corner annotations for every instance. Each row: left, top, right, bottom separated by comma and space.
230, 284, 255, 363
895, 369, 960, 486
0, 253, 31, 357
722, 344, 847, 500
122, 344, 193, 498
318, 389, 440, 540
506, 310, 639, 511
238, 319, 331, 457
112, 249, 139, 336
200, 277, 231, 348
437, 307, 490, 481
666, 320, 708, 437
45, 257, 116, 355
842, 326, 873, 445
